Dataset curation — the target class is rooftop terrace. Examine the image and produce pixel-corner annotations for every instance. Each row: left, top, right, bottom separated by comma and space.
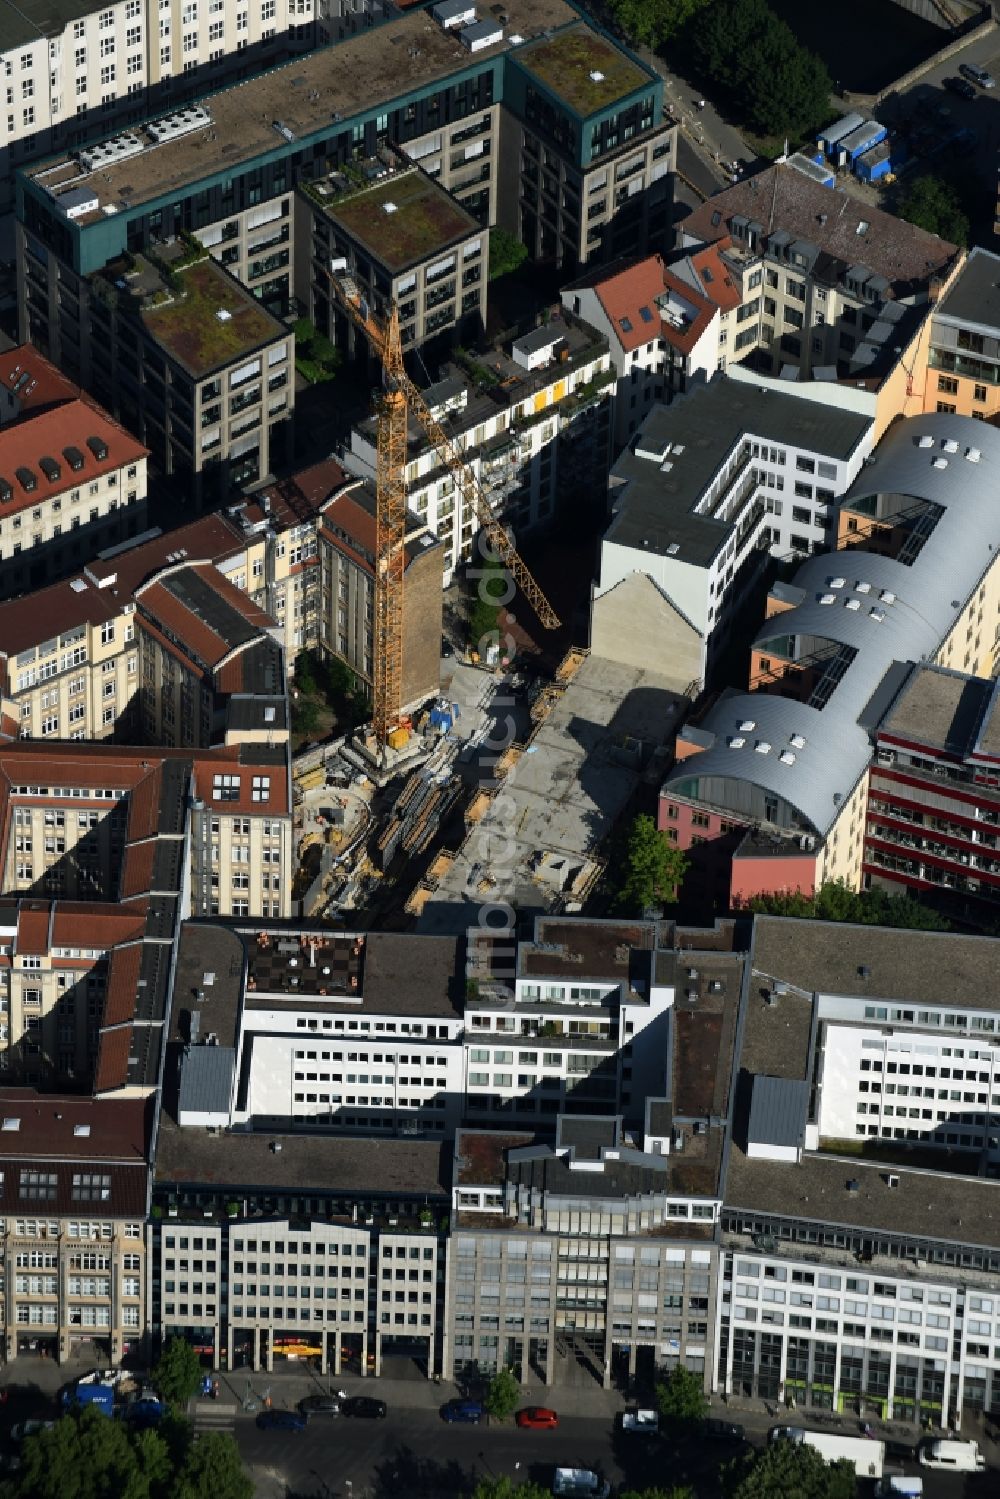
515, 23, 649, 116
316, 164, 481, 273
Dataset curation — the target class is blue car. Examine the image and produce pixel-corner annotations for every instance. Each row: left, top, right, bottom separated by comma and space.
256, 1409, 307, 1432
440, 1398, 484, 1424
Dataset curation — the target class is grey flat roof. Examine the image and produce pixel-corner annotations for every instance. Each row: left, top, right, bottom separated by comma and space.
25, 0, 578, 215
0, 0, 102, 49
751, 914, 1000, 1012
178, 1045, 236, 1117
933, 245, 1000, 335
154, 1107, 452, 1196
362, 932, 464, 1016
606, 375, 871, 567
747, 1075, 808, 1148
725, 1141, 1000, 1248
170, 922, 246, 1049
879, 663, 993, 755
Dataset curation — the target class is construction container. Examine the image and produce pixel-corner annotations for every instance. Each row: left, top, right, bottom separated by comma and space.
387, 726, 410, 751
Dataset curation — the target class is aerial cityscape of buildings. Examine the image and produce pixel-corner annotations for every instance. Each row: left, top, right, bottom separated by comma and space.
2, 0, 1000, 1487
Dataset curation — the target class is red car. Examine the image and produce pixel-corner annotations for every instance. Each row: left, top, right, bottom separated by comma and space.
515, 1406, 559, 1429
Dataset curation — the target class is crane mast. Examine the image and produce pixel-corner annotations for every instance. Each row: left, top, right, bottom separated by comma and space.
327, 265, 560, 751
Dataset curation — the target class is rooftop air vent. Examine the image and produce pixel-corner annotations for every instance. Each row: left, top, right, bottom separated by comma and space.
789, 733, 806, 749
755, 741, 772, 755
855, 580, 871, 593
966, 447, 981, 463
589, 69, 605, 81
917, 435, 934, 448
740, 719, 756, 732
829, 576, 845, 589
666, 541, 680, 556
845, 598, 861, 610
779, 750, 796, 765
728, 736, 746, 749
932, 456, 948, 469
942, 438, 959, 454
383, 201, 398, 215
819, 593, 835, 604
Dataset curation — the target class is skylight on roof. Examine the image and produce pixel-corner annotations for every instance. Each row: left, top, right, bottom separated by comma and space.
638, 306, 653, 323
619, 316, 633, 332
702, 267, 714, 282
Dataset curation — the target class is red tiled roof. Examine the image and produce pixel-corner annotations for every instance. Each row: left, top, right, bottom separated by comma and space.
94, 1024, 133, 1095
103, 943, 145, 1027
0, 1089, 147, 1161
0, 398, 148, 517
85, 513, 245, 595
192, 751, 288, 815
0, 346, 80, 417
137, 563, 274, 671
246, 457, 354, 530
684, 239, 743, 313
120, 841, 156, 901
587, 254, 671, 353
16, 903, 49, 956
320, 487, 377, 567
51, 904, 145, 950
125, 763, 167, 841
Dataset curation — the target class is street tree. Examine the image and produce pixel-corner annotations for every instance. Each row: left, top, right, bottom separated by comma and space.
174, 1432, 252, 1499
484, 1367, 521, 1422
692, 0, 831, 139
724, 1440, 855, 1499
152, 1337, 203, 1407
10, 1408, 163, 1499
619, 1488, 695, 1499
488, 229, 529, 281
614, 813, 688, 913
654, 1365, 708, 1430
897, 175, 969, 247
748, 878, 950, 931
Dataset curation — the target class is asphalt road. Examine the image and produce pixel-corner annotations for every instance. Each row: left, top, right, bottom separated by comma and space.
235, 1406, 989, 1499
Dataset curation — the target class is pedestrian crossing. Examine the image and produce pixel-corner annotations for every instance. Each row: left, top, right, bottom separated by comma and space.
191, 1399, 238, 1432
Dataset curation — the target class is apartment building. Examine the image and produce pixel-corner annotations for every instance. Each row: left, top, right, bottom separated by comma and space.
677, 165, 961, 386
0, 389, 148, 601
0, 1091, 148, 1365
720, 917, 1000, 1424
0, 0, 354, 248
16, 1, 672, 355
346, 314, 613, 580
924, 246, 1000, 423
21, 242, 293, 505
659, 410, 1000, 910
562, 243, 741, 449
864, 664, 1000, 923
302, 154, 488, 354
591, 374, 874, 689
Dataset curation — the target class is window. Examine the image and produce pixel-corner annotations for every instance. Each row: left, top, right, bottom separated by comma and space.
213, 775, 240, 801
251, 776, 270, 802
20, 1171, 57, 1201
937, 375, 958, 395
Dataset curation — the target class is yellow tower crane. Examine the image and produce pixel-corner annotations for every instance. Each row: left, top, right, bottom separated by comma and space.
327, 265, 561, 749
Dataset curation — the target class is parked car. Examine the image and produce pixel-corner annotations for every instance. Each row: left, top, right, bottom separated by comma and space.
942, 75, 976, 100
959, 61, 996, 88
702, 1417, 745, 1441
10, 1421, 54, 1444
515, 1406, 559, 1429
298, 1395, 341, 1418
342, 1396, 387, 1419
440, 1398, 484, 1424
256, 1409, 307, 1432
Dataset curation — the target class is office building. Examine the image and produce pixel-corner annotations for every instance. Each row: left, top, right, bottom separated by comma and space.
21, 244, 294, 505
345, 314, 613, 580
659, 411, 1000, 910
302, 153, 488, 353
591, 374, 873, 688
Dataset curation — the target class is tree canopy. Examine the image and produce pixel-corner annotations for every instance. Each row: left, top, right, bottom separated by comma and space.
620, 1489, 695, 1499
614, 813, 689, 914
484, 1367, 521, 1421
4, 1408, 251, 1499
654, 1366, 708, 1430
746, 877, 951, 930
724, 1439, 855, 1499
897, 175, 969, 248
692, 0, 832, 140
488, 229, 529, 281
152, 1337, 203, 1407
606, 0, 709, 49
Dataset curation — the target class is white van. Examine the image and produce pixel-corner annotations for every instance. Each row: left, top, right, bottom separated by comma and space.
918, 1438, 985, 1472
875, 1478, 922, 1497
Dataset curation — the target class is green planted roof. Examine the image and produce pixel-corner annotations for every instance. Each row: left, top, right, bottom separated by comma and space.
326, 169, 480, 273
516, 24, 649, 118
140, 258, 284, 376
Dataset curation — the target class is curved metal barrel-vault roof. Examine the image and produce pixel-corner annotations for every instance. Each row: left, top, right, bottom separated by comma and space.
665, 414, 1000, 836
